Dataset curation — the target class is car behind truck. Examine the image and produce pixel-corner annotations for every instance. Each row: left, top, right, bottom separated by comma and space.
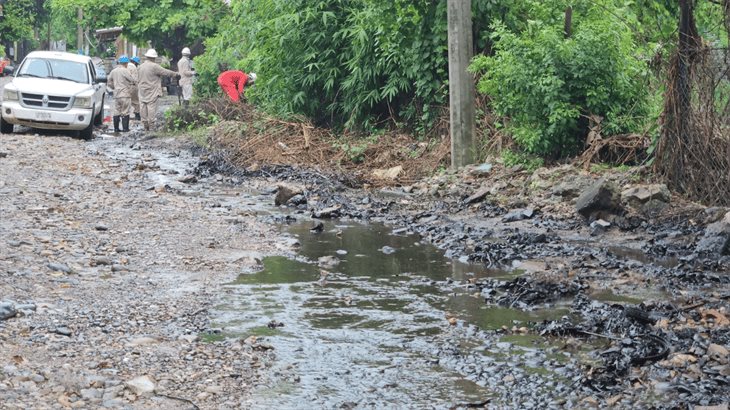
0, 51, 107, 140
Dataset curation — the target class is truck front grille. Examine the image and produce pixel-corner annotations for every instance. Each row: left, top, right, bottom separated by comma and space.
21, 93, 72, 110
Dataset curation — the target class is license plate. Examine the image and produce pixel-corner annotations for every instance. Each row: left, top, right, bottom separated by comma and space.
35, 112, 52, 120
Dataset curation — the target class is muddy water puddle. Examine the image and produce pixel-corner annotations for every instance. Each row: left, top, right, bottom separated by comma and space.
211, 220, 576, 408
91, 139, 591, 406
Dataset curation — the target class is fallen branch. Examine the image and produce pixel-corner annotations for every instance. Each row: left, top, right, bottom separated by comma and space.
679, 301, 707, 312
451, 399, 491, 409
156, 393, 200, 410
577, 330, 623, 341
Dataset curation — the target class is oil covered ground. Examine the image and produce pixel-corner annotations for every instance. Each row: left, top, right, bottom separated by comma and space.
190, 100, 729, 409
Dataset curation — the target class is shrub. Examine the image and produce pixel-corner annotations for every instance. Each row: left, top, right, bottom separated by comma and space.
470, 3, 651, 157
500, 149, 544, 172
194, 0, 515, 134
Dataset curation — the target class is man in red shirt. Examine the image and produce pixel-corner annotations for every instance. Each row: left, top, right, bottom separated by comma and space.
217, 70, 256, 103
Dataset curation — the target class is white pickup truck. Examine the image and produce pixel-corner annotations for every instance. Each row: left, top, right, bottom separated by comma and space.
0, 51, 107, 140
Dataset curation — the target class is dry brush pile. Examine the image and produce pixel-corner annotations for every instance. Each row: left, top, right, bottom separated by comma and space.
168, 99, 451, 186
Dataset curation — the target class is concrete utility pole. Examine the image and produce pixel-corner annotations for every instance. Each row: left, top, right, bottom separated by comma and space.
77, 7, 83, 53
447, 0, 476, 169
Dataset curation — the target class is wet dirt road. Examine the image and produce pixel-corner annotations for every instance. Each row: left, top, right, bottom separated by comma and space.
0, 127, 283, 409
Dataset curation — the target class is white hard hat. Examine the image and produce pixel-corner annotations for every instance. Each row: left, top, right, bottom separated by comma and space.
248, 72, 257, 82
144, 49, 158, 58
182, 47, 191, 56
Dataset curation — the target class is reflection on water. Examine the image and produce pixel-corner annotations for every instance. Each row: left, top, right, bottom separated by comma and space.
288, 220, 482, 281
231, 256, 320, 284
439, 294, 571, 330
211, 220, 564, 408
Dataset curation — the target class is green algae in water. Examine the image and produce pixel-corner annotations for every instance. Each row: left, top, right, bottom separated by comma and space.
200, 326, 281, 342
247, 325, 285, 337
590, 289, 644, 305
499, 333, 545, 348
439, 293, 571, 330
231, 256, 320, 285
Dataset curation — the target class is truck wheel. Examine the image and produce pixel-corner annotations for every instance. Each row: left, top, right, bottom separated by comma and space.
78, 106, 94, 140
0, 115, 13, 134
93, 95, 104, 126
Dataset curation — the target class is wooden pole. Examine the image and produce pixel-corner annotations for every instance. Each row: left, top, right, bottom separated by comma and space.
447, 0, 476, 169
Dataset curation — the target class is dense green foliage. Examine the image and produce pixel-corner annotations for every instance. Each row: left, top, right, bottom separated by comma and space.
50, 0, 226, 60
0, 0, 46, 47
196, 0, 446, 130
15, 0, 729, 164
470, 1, 652, 156
195, 0, 514, 132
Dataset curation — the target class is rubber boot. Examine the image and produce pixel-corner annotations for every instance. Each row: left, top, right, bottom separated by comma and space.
183, 100, 189, 107
134, 112, 141, 120
121, 115, 130, 132
113, 116, 120, 132
143, 121, 150, 131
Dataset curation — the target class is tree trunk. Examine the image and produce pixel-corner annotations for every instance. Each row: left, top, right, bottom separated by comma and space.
678, 0, 697, 147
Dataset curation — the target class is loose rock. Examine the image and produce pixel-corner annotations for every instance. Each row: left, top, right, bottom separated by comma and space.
125, 376, 156, 396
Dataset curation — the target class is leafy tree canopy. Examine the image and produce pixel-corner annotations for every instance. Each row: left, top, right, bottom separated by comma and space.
49, 0, 227, 59
0, 0, 46, 45
470, 0, 654, 157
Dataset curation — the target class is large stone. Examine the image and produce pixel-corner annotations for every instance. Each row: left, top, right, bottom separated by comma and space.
696, 211, 730, 256
125, 376, 156, 396
372, 166, 403, 180
47, 263, 73, 274
621, 184, 671, 215
621, 184, 671, 204
287, 194, 307, 206
502, 208, 535, 223
528, 168, 553, 190
80, 388, 103, 400
703, 207, 729, 224
551, 174, 594, 199
707, 343, 729, 364
575, 179, 622, 219
312, 206, 341, 219
464, 186, 490, 204
275, 183, 305, 206
176, 175, 197, 184
317, 255, 340, 268
468, 163, 493, 177
0, 302, 17, 320
590, 219, 612, 236
125, 337, 159, 347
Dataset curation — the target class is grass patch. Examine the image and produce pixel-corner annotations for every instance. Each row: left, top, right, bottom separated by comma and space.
501, 149, 544, 172
589, 163, 633, 173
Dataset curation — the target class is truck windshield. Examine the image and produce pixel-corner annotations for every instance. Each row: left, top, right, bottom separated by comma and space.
18, 58, 88, 83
